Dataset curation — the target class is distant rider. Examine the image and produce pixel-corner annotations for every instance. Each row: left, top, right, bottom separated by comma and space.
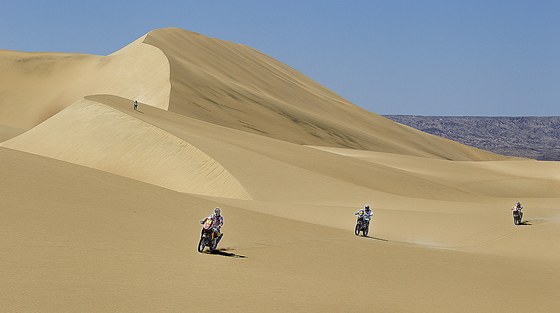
200, 207, 224, 242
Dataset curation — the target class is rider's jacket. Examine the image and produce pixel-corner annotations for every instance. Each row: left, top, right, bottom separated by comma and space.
355, 209, 373, 220
512, 204, 523, 211
205, 214, 224, 229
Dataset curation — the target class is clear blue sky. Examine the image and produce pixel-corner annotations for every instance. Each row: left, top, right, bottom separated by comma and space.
1, 0, 559, 116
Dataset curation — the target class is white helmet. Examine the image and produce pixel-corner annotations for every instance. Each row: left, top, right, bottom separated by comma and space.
214, 207, 221, 216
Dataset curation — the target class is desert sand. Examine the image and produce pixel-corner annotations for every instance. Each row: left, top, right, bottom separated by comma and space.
1, 28, 559, 312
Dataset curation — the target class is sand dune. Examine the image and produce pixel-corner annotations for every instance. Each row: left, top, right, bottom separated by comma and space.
4, 93, 558, 249
0, 27, 503, 160
0, 125, 25, 142
2, 147, 559, 312
141, 28, 502, 160
1, 27, 559, 312
312, 146, 560, 198
2, 98, 249, 199
0, 36, 169, 129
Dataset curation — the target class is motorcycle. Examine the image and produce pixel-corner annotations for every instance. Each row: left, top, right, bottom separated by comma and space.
197, 219, 223, 253
354, 213, 371, 237
512, 209, 523, 225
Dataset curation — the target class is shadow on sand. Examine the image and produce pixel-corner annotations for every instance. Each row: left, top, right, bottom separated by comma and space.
518, 220, 532, 226
363, 236, 389, 242
205, 249, 248, 259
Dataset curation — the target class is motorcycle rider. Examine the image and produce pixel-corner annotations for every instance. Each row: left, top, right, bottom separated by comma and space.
355, 204, 373, 226
200, 207, 224, 242
364, 205, 373, 220
512, 201, 523, 218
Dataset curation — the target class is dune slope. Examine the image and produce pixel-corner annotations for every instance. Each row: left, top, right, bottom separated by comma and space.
1, 98, 249, 199
2, 147, 559, 313
141, 28, 501, 160
1, 27, 504, 161
0, 35, 169, 129
5, 94, 559, 247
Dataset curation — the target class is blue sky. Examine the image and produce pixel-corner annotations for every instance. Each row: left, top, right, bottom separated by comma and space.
1, 0, 559, 116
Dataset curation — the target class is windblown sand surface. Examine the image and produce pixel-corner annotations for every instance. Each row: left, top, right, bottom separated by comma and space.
1, 28, 559, 312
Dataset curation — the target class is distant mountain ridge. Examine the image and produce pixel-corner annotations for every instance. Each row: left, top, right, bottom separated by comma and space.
385, 116, 560, 160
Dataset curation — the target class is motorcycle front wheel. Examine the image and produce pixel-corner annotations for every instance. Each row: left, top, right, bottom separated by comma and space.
197, 237, 207, 253
354, 224, 360, 236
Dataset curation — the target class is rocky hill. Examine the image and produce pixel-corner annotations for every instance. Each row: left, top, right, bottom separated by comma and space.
385, 116, 560, 160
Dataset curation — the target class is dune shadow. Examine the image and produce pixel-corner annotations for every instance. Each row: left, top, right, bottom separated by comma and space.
206, 248, 247, 258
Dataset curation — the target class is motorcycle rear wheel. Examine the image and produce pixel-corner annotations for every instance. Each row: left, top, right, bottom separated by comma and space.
210, 239, 218, 252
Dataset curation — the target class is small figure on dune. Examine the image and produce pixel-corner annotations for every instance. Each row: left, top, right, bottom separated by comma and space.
134, 99, 138, 111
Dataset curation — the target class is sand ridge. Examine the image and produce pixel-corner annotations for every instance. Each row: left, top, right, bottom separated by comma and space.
1, 98, 250, 199
0, 38, 170, 129
142, 28, 503, 160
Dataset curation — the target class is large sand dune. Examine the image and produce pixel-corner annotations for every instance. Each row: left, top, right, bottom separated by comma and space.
1, 28, 559, 312
143, 28, 502, 160
0, 35, 169, 129
2, 97, 249, 199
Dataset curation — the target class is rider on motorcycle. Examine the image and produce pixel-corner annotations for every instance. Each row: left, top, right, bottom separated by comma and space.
355, 204, 373, 223
512, 201, 523, 217
364, 205, 373, 219
200, 207, 224, 240
511, 201, 523, 213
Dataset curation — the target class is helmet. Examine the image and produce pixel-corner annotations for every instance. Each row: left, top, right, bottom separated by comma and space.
214, 207, 221, 216
364, 204, 370, 211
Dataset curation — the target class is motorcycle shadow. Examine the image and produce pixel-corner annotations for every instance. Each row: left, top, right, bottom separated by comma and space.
518, 220, 532, 226
363, 236, 388, 242
205, 248, 248, 259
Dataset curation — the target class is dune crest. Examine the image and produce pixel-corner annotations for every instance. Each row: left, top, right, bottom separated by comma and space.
1, 98, 251, 199
142, 28, 501, 161
0, 38, 170, 129
1, 27, 504, 160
